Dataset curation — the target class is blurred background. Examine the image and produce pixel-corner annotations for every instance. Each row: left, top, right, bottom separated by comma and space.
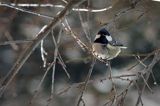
0, 0, 160, 106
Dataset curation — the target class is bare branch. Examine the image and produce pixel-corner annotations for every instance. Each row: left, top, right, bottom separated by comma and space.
136, 51, 160, 105
0, 2, 112, 13
62, 18, 89, 52
45, 27, 64, 106
40, 38, 48, 67
51, 27, 70, 79
107, 62, 117, 105
4, 31, 19, 50
0, 40, 32, 46
77, 58, 96, 106
0, 0, 85, 97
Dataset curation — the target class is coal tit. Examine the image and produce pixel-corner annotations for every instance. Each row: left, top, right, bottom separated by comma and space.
92, 28, 127, 60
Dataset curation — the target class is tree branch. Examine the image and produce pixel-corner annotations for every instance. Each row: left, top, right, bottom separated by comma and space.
0, 0, 85, 97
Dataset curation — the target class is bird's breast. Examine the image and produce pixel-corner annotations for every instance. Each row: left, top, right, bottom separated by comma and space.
92, 43, 109, 59
92, 43, 121, 60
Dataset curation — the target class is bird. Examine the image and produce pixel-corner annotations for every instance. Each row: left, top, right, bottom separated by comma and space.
92, 28, 127, 61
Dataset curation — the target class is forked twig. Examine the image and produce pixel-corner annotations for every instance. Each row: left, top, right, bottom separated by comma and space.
136, 51, 160, 106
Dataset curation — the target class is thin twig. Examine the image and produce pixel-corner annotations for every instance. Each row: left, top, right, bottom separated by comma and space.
78, 11, 91, 43
135, 55, 147, 68
134, 80, 144, 106
140, 73, 153, 93
127, 49, 159, 71
4, 31, 19, 50
77, 58, 96, 106
0, 2, 112, 25
0, 40, 33, 46
102, 0, 142, 29
103, 81, 133, 106
108, 62, 117, 105
29, 62, 51, 104
62, 18, 90, 52
45, 28, 63, 106
51, 27, 70, 79
151, 71, 158, 85
51, 27, 63, 95
41, 39, 48, 67
0, 2, 54, 20
87, 0, 91, 43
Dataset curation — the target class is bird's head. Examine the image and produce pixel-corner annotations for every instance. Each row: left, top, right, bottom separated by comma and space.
94, 28, 127, 49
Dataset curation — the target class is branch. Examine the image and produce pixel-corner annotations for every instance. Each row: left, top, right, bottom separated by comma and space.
77, 58, 96, 106
0, 40, 32, 46
0, 0, 85, 97
0, 2, 112, 13
46, 27, 63, 106
136, 51, 160, 106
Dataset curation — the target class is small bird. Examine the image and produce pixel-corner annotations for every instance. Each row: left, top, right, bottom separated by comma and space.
92, 28, 127, 61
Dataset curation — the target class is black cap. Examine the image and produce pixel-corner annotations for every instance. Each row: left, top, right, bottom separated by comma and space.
98, 28, 110, 36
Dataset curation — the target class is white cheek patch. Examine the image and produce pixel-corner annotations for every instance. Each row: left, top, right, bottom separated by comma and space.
105, 36, 112, 41
95, 34, 101, 39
